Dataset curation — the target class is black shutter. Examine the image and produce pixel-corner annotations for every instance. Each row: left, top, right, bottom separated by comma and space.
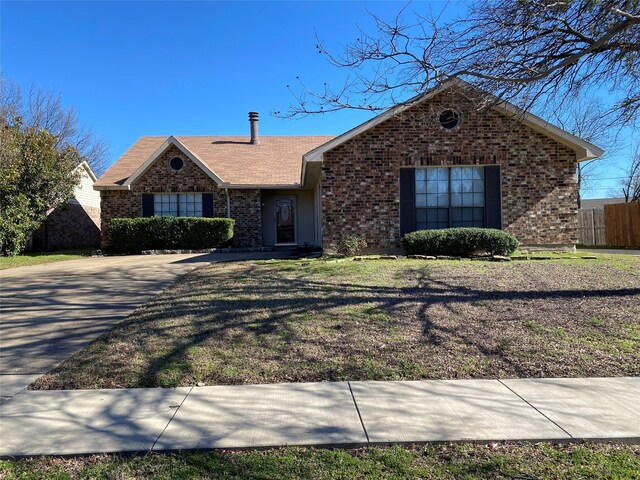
202, 193, 214, 218
142, 194, 154, 217
399, 168, 416, 236
485, 165, 502, 229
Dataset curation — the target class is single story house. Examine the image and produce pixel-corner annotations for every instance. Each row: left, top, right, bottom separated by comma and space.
32, 161, 101, 251
94, 80, 603, 251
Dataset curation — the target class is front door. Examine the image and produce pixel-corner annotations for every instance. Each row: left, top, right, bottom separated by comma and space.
275, 196, 296, 244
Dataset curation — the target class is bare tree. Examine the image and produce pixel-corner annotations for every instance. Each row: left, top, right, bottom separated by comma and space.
283, 0, 640, 127
0, 77, 109, 175
546, 98, 620, 207
0, 78, 21, 122
619, 144, 640, 202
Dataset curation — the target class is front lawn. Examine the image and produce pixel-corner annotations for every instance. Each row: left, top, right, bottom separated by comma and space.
2, 443, 639, 480
32, 254, 640, 390
0, 249, 92, 270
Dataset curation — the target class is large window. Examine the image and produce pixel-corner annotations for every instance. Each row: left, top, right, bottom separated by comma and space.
415, 167, 485, 230
153, 193, 203, 217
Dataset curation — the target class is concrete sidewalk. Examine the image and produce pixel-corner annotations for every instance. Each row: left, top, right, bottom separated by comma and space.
1, 377, 638, 457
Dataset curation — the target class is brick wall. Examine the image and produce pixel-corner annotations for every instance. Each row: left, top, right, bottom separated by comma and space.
33, 204, 100, 250
99, 144, 262, 248
321, 88, 578, 249
100, 190, 141, 247
228, 189, 262, 247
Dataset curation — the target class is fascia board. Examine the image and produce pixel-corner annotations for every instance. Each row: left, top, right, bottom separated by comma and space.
224, 183, 302, 189
303, 77, 604, 164
493, 102, 605, 161
93, 185, 130, 191
78, 160, 98, 182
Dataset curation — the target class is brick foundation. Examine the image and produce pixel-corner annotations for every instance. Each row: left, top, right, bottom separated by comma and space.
321, 88, 578, 249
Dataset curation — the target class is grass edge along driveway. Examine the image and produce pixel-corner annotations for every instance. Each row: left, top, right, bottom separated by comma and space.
0, 249, 93, 270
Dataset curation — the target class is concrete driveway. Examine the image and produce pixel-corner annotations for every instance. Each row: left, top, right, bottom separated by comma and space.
0, 254, 214, 381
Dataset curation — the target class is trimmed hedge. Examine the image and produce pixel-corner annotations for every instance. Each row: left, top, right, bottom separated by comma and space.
109, 217, 234, 253
402, 228, 519, 256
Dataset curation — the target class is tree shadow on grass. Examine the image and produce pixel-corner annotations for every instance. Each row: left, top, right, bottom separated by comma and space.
33, 261, 640, 388
130, 263, 640, 386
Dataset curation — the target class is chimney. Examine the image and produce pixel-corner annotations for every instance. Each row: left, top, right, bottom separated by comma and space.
249, 111, 260, 145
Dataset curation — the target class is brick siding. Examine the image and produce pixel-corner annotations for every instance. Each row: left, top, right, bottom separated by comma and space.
321, 88, 578, 249
33, 204, 100, 250
99, 144, 261, 248
227, 189, 262, 247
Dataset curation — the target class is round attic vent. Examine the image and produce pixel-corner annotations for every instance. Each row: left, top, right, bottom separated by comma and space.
439, 109, 460, 129
169, 156, 184, 171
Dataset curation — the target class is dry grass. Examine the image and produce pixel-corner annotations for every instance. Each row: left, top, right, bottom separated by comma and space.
32, 255, 640, 389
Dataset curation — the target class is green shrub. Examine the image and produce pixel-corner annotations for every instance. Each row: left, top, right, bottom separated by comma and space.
0, 194, 41, 256
402, 228, 519, 256
109, 217, 234, 253
336, 234, 367, 256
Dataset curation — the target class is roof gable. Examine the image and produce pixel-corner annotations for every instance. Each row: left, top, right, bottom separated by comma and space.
76, 160, 97, 182
303, 79, 604, 163
124, 136, 225, 188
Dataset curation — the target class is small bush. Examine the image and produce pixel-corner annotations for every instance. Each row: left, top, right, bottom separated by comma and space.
109, 217, 234, 253
402, 228, 519, 256
336, 235, 367, 256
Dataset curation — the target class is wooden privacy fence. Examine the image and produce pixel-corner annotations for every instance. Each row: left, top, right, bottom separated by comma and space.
605, 202, 640, 247
578, 208, 606, 246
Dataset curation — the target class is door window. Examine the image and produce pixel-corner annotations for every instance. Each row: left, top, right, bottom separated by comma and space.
275, 197, 296, 243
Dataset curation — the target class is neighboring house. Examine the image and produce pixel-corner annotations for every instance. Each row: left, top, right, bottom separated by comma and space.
94, 80, 603, 251
32, 161, 101, 251
581, 198, 627, 210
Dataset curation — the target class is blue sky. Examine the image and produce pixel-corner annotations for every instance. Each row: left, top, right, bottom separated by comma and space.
1, 1, 631, 198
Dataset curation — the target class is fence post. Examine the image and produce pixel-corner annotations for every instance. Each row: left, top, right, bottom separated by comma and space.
591, 208, 596, 246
